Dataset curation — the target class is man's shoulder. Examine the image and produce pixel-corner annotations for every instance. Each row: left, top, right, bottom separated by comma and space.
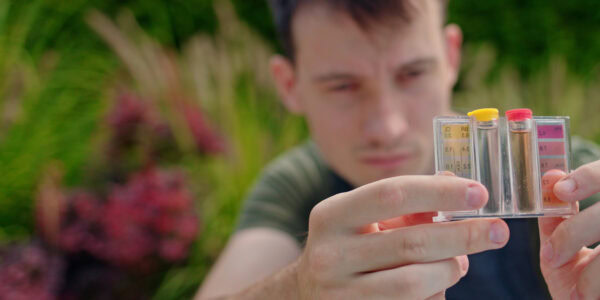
262, 140, 327, 183
236, 141, 351, 243
256, 140, 347, 201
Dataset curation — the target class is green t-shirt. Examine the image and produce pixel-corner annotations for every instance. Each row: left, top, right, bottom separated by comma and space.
236, 141, 352, 244
236, 137, 600, 245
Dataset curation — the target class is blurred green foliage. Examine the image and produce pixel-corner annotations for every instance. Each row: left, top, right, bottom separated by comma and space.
0, 0, 218, 240
448, 0, 600, 78
10, 0, 600, 78
0, 0, 118, 240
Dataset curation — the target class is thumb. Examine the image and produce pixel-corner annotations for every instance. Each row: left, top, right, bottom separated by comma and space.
538, 169, 569, 243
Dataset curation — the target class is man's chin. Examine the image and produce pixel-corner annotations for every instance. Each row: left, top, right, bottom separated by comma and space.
355, 166, 422, 186
335, 157, 428, 186
376, 168, 415, 180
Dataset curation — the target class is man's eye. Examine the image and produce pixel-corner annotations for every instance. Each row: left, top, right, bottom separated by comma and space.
406, 69, 424, 78
401, 69, 425, 80
329, 82, 359, 92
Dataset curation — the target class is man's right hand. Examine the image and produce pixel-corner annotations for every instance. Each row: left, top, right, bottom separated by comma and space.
293, 175, 510, 299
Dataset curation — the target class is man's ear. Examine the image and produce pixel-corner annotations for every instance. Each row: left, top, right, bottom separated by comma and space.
444, 24, 463, 86
269, 55, 304, 114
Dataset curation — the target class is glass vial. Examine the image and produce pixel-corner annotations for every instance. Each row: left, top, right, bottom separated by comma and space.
468, 108, 503, 215
506, 109, 539, 214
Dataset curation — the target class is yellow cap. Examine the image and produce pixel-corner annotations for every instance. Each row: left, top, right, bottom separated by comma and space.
468, 108, 499, 122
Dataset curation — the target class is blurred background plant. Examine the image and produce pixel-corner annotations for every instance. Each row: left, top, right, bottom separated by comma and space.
0, 0, 600, 299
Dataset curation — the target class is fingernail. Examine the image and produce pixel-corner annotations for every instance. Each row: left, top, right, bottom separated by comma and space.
467, 185, 485, 208
541, 241, 554, 264
570, 288, 581, 300
555, 178, 576, 194
489, 222, 508, 244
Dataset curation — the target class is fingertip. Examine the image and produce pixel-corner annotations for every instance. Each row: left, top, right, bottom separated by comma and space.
489, 219, 510, 246
457, 255, 469, 276
466, 183, 489, 209
541, 170, 577, 203
554, 178, 577, 201
542, 169, 567, 189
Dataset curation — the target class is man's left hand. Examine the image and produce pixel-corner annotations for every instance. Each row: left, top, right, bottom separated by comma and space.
538, 160, 600, 300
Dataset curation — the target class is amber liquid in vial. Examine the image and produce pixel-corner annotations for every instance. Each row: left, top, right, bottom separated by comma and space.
509, 125, 536, 213
475, 121, 502, 214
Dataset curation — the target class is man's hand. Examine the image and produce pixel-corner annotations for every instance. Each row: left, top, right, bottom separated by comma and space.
538, 160, 600, 300
295, 175, 510, 299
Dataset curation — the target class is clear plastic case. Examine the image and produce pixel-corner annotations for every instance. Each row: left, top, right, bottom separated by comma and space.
433, 109, 577, 222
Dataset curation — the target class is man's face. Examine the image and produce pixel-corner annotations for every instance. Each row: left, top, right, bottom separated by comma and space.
273, 0, 460, 187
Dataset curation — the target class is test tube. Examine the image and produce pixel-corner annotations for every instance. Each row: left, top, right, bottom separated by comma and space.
506, 109, 539, 214
468, 108, 503, 215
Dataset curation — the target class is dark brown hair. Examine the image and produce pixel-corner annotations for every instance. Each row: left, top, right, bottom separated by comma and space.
268, 0, 448, 61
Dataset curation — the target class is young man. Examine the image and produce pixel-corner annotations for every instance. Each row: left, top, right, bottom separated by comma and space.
197, 0, 600, 299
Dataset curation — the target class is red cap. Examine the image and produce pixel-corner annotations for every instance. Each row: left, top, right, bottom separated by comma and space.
506, 108, 533, 121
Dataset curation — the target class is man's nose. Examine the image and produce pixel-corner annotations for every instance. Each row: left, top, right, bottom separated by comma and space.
362, 92, 409, 146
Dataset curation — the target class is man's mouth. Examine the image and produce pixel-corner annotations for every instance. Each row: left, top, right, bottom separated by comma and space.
359, 153, 414, 169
